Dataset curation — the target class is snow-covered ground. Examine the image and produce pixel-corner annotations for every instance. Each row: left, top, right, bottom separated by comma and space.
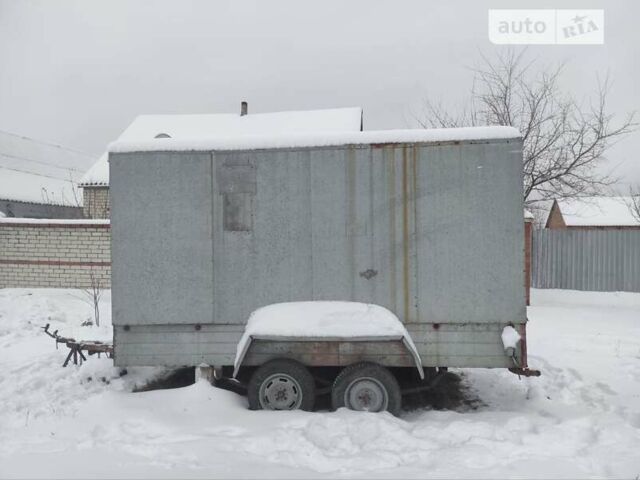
0, 288, 639, 478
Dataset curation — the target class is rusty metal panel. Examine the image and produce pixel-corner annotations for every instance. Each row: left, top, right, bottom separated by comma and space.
240, 339, 416, 367
532, 229, 640, 292
367, 145, 419, 321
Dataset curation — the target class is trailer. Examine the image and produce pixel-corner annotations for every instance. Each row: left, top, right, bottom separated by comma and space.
109, 125, 538, 415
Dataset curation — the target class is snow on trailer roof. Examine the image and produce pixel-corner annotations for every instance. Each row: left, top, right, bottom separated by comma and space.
556, 196, 640, 227
80, 107, 364, 187
110, 126, 521, 155
233, 302, 424, 378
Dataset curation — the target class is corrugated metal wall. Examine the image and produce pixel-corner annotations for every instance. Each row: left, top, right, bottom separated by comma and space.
111, 138, 526, 368
531, 229, 640, 292
111, 140, 526, 330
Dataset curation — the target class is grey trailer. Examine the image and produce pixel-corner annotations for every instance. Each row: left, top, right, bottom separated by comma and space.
109, 126, 538, 414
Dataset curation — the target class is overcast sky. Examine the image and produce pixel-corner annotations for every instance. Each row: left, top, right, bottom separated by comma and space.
0, 0, 638, 187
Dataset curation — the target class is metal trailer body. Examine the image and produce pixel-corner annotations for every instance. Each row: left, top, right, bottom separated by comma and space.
110, 134, 527, 371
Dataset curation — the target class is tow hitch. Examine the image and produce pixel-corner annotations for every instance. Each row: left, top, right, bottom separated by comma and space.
509, 367, 541, 377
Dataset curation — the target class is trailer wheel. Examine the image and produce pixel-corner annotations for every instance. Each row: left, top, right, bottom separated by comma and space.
331, 362, 401, 416
247, 359, 315, 411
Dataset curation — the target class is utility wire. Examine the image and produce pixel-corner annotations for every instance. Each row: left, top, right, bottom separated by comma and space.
0, 164, 79, 182
0, 151, 86, 173
0, 128, 96, 158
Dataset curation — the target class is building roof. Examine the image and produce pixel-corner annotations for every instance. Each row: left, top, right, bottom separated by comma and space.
554, 196, 640, 227
0, 130, 95, 206
80, 107, 365, 187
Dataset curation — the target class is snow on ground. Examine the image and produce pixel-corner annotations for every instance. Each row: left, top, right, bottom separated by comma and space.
0, 288, 639, 478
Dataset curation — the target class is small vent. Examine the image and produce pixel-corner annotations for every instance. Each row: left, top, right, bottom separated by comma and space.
155, 133, 171, 139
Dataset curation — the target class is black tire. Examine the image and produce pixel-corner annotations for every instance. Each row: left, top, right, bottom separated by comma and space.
247, 358, 315, 411
331, 362, 402, 416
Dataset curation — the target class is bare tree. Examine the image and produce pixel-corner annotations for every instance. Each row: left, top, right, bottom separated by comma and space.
417, 50, 637, 210
81, 269, 103, 327
628, 186, 640, 222
39, 169, 82, 215
67, 171, 83, 209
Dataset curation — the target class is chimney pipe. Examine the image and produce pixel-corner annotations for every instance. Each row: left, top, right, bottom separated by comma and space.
240, 101, 248, 116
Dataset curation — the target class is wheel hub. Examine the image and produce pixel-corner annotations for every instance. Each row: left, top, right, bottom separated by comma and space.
356, 387, 376, 407
345, 377, 388, 412
259, 373, 302, 410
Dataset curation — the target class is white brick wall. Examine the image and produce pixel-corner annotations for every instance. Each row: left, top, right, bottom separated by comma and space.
82, 187, 110, 219
0, 221, 111, 288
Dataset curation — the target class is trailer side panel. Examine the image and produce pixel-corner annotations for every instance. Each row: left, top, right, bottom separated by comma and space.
111, 138, 525, 368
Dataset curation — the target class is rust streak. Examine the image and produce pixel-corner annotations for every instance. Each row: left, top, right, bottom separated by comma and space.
388, 148, 397, 312
520, 322, 529, 368
371, 142, 397, 149
412, 146, 418, 319
402, 147, 410, 323
347, 147, 356, 298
